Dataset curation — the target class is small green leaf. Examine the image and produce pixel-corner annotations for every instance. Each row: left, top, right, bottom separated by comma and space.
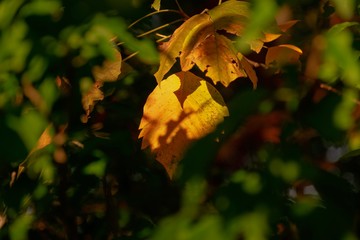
151, 0, 161, 11
9, 214, 34, 240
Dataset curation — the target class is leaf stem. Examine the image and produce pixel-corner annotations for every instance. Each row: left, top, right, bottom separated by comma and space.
136, 19, 183, 38
122, 51, 139, 62
175, 0, 190, 19
128, 9, 185, 29
218, 0, 222, 5
155, 33, 171, 42
320, 83, 360, 105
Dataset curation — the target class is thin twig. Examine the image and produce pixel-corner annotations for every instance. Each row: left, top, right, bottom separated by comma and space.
128, 9, 185, 29
136, 19, 183, 38
116, 41, 124, 47
175, 0, 190, 19
218, 0, 222, 5
156, 35, 171, 42
155, 33, 169, 38
320, 83, 360, 105
122, 52, 139, 62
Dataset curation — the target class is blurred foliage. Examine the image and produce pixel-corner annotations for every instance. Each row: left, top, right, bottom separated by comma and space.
0, 0, 359, 239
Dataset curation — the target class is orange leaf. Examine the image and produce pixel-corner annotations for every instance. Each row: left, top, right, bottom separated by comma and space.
154, 1, 254, 87
154, 1, 301, 88
278, 20, 299, 32
239, 55, 258, 89
139, 71, 229, 177
189, 34, 247, 87
265, 44, 303, 66
154, 13, 210, 85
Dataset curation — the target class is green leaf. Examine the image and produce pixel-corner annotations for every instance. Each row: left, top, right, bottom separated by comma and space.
9, 214, 34, 240
151, 0, 161, 11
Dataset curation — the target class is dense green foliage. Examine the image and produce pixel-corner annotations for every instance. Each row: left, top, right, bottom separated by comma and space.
0, 0, 360, 239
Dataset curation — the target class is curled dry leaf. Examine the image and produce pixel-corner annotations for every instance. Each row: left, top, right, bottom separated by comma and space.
154, 1, 301, 87
83, 48, 122, 121
265, 44, 303, 66
92, 50, 122, 82
139, 71, 229, 178
82, 81, 104, 121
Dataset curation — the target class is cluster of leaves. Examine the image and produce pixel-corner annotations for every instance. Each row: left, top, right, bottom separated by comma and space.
0, 0, 360, 239
140, 0, 302, 177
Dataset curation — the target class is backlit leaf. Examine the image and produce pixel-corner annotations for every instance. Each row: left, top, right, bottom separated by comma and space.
154, 13, 209, 85
189, 34, 247, 86
154, 1, 301, 87
139, 71, 229, 177
154, 1, 250, 86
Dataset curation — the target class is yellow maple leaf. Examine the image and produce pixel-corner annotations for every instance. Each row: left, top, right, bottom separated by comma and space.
154, 1, 301, 87
154, 1, 251, 87
139, 71, 229, 178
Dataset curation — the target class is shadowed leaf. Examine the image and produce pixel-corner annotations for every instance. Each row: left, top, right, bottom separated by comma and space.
139, 71, 229, 177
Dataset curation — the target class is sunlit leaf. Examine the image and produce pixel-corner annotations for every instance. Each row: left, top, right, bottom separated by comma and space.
154, 13, 209, 85
154, 1, 300, 87
189, 34, 247, 86
139, 71, 229, 177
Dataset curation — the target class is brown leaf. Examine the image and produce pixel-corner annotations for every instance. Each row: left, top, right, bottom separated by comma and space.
265, 44, 303, 66
154, 1, 301, 88
239, 55, 258, 89
154, 13, 210, 85
82, 81, 104, 121
139, 71, 229, 177
92, 50, 122, 82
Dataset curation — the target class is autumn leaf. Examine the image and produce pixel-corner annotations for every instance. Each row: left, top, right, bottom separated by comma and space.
139, 71, 229, 177
83, 48, 121, 122
154, 1, 251, 87
265, 44, 303, 66
82, 81, 104, 122
17, 124, 54, 178
189, 34, 247, 86
154, 13, 210, 85
154, 1, 301, 87
92, 50, 122, 82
